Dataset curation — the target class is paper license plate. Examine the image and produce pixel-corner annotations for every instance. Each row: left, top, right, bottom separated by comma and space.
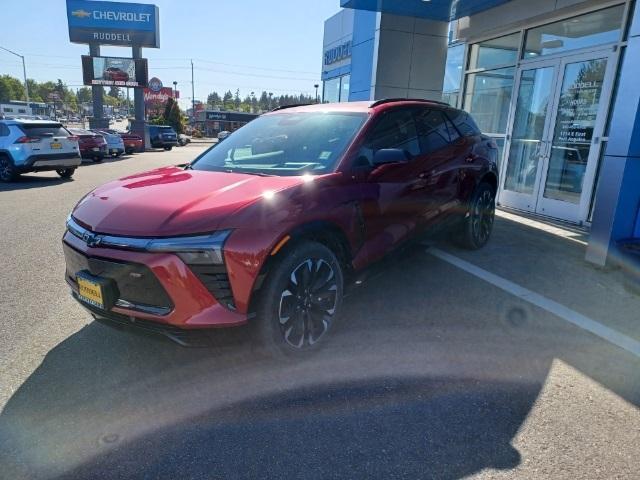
50, 142, 62, 149
77, 274, 104, 309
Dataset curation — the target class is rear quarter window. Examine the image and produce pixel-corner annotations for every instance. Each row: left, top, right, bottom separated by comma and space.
447, 109, 481, 137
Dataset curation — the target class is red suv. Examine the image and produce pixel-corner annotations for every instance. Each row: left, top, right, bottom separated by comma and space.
63, 100, 498, 353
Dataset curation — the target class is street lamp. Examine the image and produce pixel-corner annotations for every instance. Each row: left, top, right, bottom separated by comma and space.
173, 81, 178, 99
0, 45, 30, 108
314, 84, 319, 103
250, 91, 255, 113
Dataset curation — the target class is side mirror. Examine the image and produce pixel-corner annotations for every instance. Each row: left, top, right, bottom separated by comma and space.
372, 148, 411, 166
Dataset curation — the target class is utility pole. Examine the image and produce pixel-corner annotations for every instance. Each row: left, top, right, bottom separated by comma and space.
0, 45, 30, 108
191, 59, 195, 124
314, 84, 319, 103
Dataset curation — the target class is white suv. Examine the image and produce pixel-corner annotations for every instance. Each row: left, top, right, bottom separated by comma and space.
0, 119, 81, 182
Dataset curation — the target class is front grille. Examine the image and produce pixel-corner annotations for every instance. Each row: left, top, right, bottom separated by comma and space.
63, 243, 173, 311
189, 264, 235, 309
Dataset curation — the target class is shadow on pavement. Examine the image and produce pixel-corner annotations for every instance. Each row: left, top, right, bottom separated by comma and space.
0, 174, 71, 191
0, 231, 638, 479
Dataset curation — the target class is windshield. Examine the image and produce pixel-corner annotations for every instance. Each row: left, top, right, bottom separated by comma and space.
192, 112, 366, 176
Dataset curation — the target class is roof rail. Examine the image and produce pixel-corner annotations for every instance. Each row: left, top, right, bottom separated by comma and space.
270, 103, 313, 112
370, 98, 451, 108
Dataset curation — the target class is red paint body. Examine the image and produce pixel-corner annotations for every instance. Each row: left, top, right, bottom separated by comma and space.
64, 101, 497, 329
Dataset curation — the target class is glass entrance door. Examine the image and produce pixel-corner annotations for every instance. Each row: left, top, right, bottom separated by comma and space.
500, 50, 615, 223
501, 62, 557, 212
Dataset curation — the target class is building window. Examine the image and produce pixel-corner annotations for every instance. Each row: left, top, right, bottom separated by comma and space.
524, 5, 624, 58
468, 32, 520, 70
340, 74, 350, 103
442, 44, 464, 107
323, 74, 350, 103
323, 77, 341, 103
463, 67, 515, 134
3, 107, 13, 113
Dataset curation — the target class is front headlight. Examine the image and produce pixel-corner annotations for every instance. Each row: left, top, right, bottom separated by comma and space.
146, 230, 232, 265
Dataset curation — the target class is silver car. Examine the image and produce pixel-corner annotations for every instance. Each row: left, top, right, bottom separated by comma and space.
91, 129, 125, 157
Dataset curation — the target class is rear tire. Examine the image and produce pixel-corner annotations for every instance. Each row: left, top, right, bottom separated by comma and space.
0, 156, 18, 182
56, 168, 75, 179
252, 241, 344, 357
125, 148, 134, 155
453, 182, 495, 250
164, 146, 172, 151
93, 156, 103, 163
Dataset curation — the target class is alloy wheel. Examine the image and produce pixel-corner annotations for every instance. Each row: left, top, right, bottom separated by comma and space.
0, 157, 12, 181
277, 258, 338, 349
471, 189, 495, 245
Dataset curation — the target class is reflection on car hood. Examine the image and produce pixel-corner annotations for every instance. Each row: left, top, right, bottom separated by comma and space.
72, 166, 306, 236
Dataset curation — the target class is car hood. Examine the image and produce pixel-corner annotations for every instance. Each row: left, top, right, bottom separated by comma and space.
72, 166, 307, 236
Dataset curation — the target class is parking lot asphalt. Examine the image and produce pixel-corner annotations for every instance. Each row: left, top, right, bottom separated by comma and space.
0, 146, 638, 479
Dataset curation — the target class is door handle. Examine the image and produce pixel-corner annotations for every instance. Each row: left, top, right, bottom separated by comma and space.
465, 153, 478, 163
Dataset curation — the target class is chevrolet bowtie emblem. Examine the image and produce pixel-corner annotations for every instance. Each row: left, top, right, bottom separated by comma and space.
71, 9, 91, 18
82, 231, 102, 248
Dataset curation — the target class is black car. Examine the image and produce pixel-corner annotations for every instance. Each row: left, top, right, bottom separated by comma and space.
149, 125, 178, 151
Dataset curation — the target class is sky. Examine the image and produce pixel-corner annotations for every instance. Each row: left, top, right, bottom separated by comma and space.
0, 0, 340, 109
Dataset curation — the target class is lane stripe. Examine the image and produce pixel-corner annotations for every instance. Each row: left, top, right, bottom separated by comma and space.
429, 248, 640, 359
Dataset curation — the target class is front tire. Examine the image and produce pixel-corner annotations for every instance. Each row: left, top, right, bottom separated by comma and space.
93, 156, 103, 163
253, 241, 344, 356
56, 168, 75, 179
0, 156, 18, 182
164, 146, 173, 151
454, 182, 495, 250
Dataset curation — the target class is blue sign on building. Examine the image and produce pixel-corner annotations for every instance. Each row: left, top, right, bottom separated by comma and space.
66, 0, 159, 48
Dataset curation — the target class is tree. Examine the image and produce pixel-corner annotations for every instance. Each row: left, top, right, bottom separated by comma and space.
0, 75, 26, 102
77, 87, 92, 104
222, 90, 234, 110
163, 97, 184, 134
258, 91, 269, 111
108, 86, 121, 99
207, 91, 221, 107
234, 88, 241, 110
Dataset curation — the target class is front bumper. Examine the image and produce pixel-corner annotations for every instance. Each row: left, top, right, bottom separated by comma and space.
63, 231, 248, 330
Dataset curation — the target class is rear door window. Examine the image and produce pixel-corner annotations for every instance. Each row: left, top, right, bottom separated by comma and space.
20, 123, 69, 138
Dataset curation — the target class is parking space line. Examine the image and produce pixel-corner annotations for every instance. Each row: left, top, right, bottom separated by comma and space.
429, 248, 640, 359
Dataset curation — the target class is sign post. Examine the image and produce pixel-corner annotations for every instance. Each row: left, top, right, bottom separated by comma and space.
66, 0, 159, 146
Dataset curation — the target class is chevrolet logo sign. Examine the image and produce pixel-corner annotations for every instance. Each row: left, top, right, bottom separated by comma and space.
71, 9, 92, 18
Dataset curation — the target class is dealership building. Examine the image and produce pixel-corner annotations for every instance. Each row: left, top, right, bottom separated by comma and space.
321, 0, 640, 266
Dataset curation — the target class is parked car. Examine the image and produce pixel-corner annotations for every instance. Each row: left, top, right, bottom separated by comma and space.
91, 129, 125, 157
63, 99, 498, 354
177, 133, 191, 146
96, 129, 143, 154
149, 125, 178, 150
103, 67, 129, 82
0, 119, 81, 181
68, 128, 108, 162
217, 130, 231, 142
